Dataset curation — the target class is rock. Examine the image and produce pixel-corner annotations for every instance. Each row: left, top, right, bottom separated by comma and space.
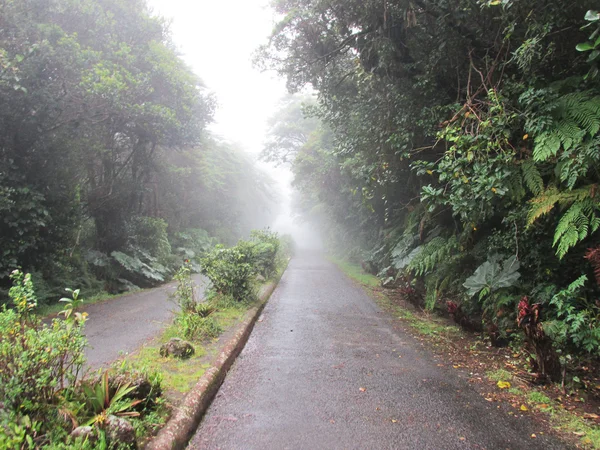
110, 372, 159, 406
159, 338, 195, 359
70, 426, 97, 445
106, 415, 137, 449
256, 274, 266, 282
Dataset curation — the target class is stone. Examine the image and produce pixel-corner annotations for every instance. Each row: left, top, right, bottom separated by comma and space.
106, 415, 137, 449
256, 274, 266, 282
159, 337, 195, 359
70, 426, 97, 445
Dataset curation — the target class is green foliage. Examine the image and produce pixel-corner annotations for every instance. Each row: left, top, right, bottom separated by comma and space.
200, 242, 258, 302
258, 1, 600, 371
250, 229, 281, 279
0, 270, 91, 448
81, 371, 141, 428
175, 313, 222, 342
407, 236, 459, 277
0, 412, 41, 450
544, 276, 600, 355
463, 256, 521, 299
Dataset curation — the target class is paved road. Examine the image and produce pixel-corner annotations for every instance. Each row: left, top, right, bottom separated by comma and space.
83, 274, 208, 370
188, 252, 566, 450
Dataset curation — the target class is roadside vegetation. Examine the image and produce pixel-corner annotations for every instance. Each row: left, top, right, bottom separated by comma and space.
0, 230, 292, 448
259, 0, 600, 401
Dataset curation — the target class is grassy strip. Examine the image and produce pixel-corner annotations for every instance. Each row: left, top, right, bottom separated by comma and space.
117, 299, 249, 445
332, 257, 600, 449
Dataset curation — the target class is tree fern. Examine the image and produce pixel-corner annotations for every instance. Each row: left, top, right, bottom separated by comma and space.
407, 236, 458, 277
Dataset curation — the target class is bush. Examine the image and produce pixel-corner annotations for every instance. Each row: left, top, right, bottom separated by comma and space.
0, 271, 88, 447
200, 242, 257, 301
0, 271, 87, 418
250, 229, 280, 279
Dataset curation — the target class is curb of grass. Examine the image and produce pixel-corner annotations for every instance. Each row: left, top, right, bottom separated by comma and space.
145, 276, 282, 450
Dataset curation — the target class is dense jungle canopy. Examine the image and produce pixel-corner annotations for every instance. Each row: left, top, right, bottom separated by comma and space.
258, 0, 600, 371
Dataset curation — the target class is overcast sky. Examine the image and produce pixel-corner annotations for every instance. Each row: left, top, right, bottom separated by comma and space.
147, 0, 287, 154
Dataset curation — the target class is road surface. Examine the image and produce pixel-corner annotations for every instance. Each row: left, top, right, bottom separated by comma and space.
83, 274, 208, 370
188, 251, 565, 450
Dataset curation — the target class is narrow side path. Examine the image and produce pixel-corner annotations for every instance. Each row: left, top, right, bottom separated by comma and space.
83, 274, 208, 370
188, 252, 566, 450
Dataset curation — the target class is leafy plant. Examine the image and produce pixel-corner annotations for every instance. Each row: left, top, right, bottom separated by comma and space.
407, 236, 459, 277
200, 241, 257, 301
0, 271, 87, 419
463, 255, 521, 299
82, 371, 142, 428
544, 275, 600, 355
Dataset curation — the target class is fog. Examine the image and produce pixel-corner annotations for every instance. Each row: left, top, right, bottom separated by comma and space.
148, 0, 322, 250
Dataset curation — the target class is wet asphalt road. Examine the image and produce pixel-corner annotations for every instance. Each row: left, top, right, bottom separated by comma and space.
83, 274, 208, 370
188, 252, 566, 450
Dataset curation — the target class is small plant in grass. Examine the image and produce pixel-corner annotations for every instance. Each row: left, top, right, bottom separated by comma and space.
175, 313, 222, 341
172, 261, 197, 313
81, 372, 142, 428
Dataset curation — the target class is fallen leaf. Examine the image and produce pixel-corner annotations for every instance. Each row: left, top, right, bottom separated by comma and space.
584, 413, 600, 420
573, 431, 586, 437
497, 381, 511, 389
520, 405, 529, 411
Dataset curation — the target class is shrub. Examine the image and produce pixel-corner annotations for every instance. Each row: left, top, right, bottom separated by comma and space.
0, 271, 87, 419
200, 242, 257, 301
250, 229, 280, 279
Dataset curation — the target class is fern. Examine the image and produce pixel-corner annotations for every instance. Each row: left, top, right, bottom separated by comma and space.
527, 184, 597, 226
527, 186, 562, 225
407, 236, 458, 276
533, 91, 600, 162
553, 198, 600, 259
521, 160, 544, 195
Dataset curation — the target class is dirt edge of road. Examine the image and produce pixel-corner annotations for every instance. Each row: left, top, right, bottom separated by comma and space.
146, 281, 278, 450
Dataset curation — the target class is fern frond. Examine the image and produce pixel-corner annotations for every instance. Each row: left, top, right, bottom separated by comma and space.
521, 160, 544, 195
407, 236, 458, 276
533, 91, 600, 162
553, 199, 599, 259
527, 186, 561, 226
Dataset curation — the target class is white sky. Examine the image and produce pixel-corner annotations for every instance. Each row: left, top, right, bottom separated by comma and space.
147, 0, 287, 154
